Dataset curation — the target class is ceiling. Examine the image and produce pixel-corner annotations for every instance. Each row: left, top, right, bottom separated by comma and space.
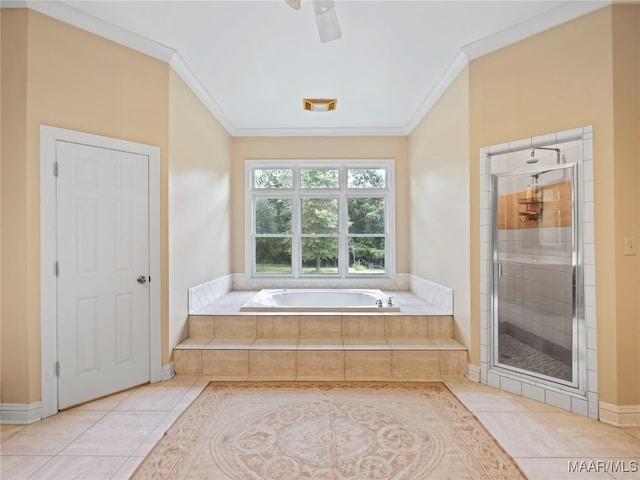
15, 0, 608, 136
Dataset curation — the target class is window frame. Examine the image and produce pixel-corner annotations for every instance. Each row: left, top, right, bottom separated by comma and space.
245, 159, 396, 281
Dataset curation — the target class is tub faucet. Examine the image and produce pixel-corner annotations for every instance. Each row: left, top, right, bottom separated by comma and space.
388, 297, 393, 307
376, 299, 384, 307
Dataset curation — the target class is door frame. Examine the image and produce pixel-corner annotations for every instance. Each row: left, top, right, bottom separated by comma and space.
40, 125, 162, 418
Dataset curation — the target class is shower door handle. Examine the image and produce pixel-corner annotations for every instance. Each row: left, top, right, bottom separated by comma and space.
498, 264, 503, 277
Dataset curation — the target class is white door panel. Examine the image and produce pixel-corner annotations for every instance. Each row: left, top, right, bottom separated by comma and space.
56, 141, 150, 409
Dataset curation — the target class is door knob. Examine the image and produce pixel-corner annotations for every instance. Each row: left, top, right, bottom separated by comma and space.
137, 276, 147, 284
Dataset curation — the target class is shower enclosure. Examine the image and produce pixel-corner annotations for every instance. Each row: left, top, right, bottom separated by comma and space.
492, 153, 580, 386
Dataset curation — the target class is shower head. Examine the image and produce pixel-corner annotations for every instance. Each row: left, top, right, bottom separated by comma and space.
526, 150, 539, 164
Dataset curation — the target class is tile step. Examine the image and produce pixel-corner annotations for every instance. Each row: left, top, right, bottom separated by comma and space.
173, 338, 467, 379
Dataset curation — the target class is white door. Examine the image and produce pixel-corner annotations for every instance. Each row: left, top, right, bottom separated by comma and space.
56, 141, 150, 409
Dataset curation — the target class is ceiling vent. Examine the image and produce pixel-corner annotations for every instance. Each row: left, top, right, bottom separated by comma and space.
303, 98, 337, 112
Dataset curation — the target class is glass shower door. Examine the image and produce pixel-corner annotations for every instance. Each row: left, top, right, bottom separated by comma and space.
493, 163, 578, 386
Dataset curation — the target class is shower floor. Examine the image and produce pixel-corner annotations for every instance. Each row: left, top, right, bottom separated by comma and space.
498, 334, 572, 381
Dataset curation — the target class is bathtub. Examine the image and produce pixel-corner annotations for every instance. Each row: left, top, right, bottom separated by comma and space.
241, 289, 400, 312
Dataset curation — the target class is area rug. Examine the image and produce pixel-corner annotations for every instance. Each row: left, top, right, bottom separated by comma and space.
132, 382, 525, 479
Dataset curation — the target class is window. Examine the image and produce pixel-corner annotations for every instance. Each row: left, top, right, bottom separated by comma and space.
246, 160, 395, 279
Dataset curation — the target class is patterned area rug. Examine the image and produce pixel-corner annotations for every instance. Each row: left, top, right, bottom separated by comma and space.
132, 382, 525, 479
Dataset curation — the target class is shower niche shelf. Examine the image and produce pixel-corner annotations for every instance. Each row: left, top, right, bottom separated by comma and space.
518, 198, 543, 222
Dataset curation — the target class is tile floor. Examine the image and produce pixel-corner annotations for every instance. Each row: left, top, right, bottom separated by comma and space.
1, 376, 639, 480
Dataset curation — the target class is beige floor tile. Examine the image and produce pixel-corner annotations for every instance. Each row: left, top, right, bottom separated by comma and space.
214, 315, 256, 338
0, 424, 25, 443
173, 349, 202, 375
256, 314, 300, 338
342, 338, 390, 349
626, 427, 640, 441
111, 457, 145, 480
114, 383, 197, 411
392, 350, 440, 377
344, 350, 392, 378
172, 384, 208, 411
342, 314, 385, 338
606, 457, 640, 479
249, 350, 297, 380
444, 380, 531, 412
298, 338, 343, 349
202, 349, 249, 376
251, 338, 298, 349
540, 413, 640, 457
386, 338, 435, 349
0, 411, 106, 456
428, 315, 453, 338
68, 388, 135, 411
474, 411, 586, 458
297, 350, 344, 379
207, 338, 254, 349
133, 411, 183, 456
299, 315, 342, 338
60, 411, 168, 456
28, 455, 128, 480
175, 338, 210, 349
0, 455, 52, 480
187, 315, 214, 338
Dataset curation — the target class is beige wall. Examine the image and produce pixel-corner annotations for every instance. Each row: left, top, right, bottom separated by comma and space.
611, 4, 640, 406
1, 10, 170, 404
469, 5, 640, 406
408, 68, 471, 353
230, 136, 409, 274
168, 70, 232, 352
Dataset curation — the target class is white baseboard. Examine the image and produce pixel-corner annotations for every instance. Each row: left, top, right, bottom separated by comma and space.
465, 364, 481, 382
0, 402, 42, 425
161, 362, 175, 381
599, 402, 640, 427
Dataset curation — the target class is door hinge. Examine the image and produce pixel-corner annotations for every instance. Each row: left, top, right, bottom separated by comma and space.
55, 361, 60, 377
55, 261, 59, 277
54, 161, 59, 177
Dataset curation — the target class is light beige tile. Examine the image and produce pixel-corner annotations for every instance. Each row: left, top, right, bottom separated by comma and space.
444, 380, 531, 412
474, 411, 585, 458
188, 315, 214, 338
344, 350, 392, 379
0, 455, 52, 479
428, 315, 453, 338
249, 350, 297, 380
0, 424, 26, 443
202, 349, 249, 377
342, 314, 385, 338
541, 413, 640, 457
298, 338, 343, 350
385, 315, 428, 338
297, 350, 344, 380
207, 338, 254, 349
299, 315, 342, 338
29, 456, 128, 480
175, 338, 211, 349
173, 349, 202, 375
605, 457, 640, 480
343, 338, 390, 350
625, 427, 640, 441
387, 338, 435, 350
431, 338, 465, 349
251, 338, 298, 349
215, 315, 256, 338
440, 350, 467, 375
256, 314, 300, 338
114, 382, 196, 411
132, 411, 183, 456
0, 411, 106, 455
392, 350, 440, 377
112, 457, 145, 480
60, 411, 167, 456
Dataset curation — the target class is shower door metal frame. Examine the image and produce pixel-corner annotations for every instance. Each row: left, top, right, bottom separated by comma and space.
491, 161, 583, 390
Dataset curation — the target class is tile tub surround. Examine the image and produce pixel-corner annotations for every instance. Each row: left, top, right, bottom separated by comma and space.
175, 290, 465, 380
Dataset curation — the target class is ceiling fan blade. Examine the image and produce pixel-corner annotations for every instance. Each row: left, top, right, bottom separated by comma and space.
285, 0, 301, 10
312, 0, 341, 43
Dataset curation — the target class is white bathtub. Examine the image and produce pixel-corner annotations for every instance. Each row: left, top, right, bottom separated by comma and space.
241, 289, 400, 312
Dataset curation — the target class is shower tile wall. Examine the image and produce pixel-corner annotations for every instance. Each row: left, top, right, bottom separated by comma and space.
498, 226, 573, 359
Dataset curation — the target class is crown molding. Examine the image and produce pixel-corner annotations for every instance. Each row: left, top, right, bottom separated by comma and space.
231, 126, 408, 137
462, 0, 611, 61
